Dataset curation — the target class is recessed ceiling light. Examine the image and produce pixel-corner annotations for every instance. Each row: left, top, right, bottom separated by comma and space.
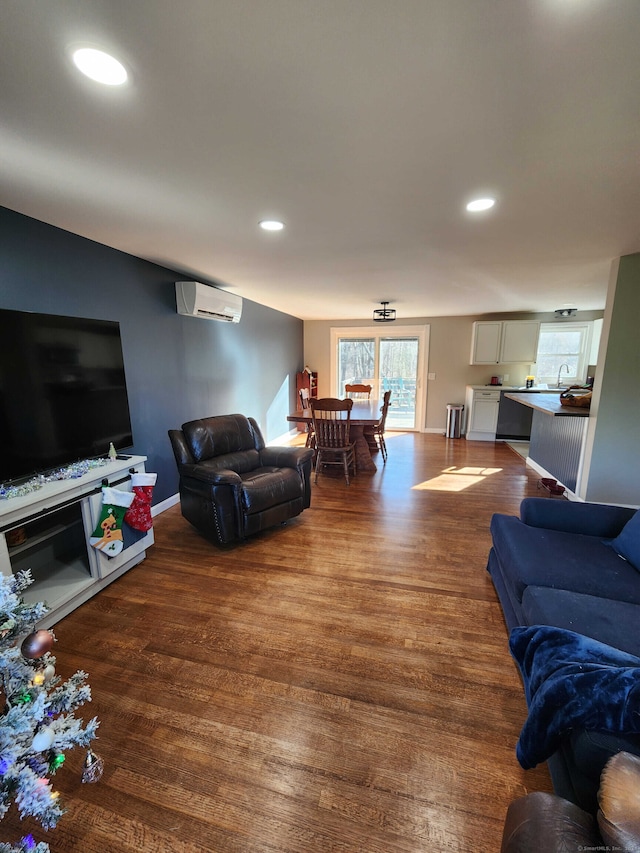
72, 48, 128, 85
466, 197, 496, 212
259, 220, 285, 231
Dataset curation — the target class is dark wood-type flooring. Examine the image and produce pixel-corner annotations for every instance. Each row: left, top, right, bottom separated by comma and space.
4, 433, 553, 852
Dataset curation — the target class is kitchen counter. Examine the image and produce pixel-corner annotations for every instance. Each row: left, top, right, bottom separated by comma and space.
468, 385, 561, 392
504, 392, 590, 417
504, 393, 589, 495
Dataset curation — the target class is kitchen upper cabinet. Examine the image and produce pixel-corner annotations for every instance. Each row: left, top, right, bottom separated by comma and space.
470, 320, 540, 364
500, 321, 540, 363
470, 322, 502, 363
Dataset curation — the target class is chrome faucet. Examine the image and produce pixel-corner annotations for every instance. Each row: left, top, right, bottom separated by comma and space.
557, 363, 571, 388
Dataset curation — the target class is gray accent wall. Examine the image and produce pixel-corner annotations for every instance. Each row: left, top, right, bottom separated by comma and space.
581, 253, 640, 506
1, 206, 303, 505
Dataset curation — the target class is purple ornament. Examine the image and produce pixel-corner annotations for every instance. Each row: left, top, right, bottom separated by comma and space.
21, 630, 54, 659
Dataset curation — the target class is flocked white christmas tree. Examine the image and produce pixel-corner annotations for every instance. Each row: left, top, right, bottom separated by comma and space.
0, 571, 101, 852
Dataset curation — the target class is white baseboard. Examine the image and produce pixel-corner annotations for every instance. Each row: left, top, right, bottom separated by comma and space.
268, 428, 299, 445
152, 494, 180, 516
465, 431, 496, 441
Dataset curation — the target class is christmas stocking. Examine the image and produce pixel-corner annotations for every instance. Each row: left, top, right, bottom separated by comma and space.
124, 473, 157, 532
90, 487, 134, 557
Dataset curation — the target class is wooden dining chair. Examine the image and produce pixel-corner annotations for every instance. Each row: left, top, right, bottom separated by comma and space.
345, 383, 372, 400
309, 397, 356, 485
299, 388, 315, 449
364, 389, 391, 462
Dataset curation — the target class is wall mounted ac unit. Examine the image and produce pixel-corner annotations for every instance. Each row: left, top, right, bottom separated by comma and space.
175, 281, 242, 323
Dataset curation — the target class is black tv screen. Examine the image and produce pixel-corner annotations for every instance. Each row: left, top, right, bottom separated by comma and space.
0, 309, 134, 483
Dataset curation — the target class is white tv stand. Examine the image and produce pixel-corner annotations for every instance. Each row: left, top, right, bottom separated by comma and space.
0, 456, 154, 626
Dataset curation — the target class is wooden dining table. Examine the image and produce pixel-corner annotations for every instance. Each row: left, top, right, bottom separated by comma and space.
286, 399, 383, 472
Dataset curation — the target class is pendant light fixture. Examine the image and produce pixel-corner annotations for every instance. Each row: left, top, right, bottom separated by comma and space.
373, 301, 396, 323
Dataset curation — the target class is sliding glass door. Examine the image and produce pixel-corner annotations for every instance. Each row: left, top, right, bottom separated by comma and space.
331, 326, 429, 430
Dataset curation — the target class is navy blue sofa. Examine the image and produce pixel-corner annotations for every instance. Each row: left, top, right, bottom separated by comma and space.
487, 497, 640, 813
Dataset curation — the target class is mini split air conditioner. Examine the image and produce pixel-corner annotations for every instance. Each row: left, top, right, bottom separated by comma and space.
175, 281, 242, 323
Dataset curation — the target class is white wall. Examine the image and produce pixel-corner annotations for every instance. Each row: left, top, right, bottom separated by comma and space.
580, 253, 640, 506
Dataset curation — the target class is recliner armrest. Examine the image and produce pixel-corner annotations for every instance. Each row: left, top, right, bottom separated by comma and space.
520, 497, 635, 538
501, 791, 600, 853
260, 446, 314, 469
180, 465, 242, 486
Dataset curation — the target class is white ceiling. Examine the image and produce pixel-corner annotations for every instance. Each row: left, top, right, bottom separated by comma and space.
1, 1, 639, 321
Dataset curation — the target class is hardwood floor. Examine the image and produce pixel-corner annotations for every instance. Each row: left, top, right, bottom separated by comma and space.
4, 433, 553, 852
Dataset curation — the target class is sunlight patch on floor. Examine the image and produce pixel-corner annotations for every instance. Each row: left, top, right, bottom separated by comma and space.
412, 465, 503, 492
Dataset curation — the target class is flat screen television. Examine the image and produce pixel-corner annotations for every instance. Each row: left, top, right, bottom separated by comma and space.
0, 308, 134, 483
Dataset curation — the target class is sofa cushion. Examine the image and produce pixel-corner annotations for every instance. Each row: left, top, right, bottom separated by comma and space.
198, 449, 261, 475
490, 514, 640, 605
609, 510, 640, 572
240, 467, 303, 514
520, 497, 636, 538
521, 587, 640, 658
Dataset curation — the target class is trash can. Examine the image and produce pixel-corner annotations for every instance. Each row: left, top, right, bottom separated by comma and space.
446, 404, 464, 438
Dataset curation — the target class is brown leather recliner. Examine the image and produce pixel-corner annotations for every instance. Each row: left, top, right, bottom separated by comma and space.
169, 414, 314, 545
501, 751, 640, 852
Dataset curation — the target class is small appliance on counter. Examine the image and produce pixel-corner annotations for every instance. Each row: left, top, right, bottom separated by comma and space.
489, 375, 503, 386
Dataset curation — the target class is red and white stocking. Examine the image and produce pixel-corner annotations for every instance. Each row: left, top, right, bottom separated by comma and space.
124, 473, 157, 532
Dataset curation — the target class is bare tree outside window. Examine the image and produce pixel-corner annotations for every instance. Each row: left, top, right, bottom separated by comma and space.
338, 338, 375, 390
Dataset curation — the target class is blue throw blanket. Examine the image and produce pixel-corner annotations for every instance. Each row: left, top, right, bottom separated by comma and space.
509, 625, 640, 769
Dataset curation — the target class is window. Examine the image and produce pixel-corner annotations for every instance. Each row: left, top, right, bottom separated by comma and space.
535, 323, 592, 387
337, 338, 375, 390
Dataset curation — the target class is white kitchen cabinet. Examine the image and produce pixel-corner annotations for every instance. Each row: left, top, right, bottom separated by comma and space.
470, 321, 502, 363
464, 387, 501, 441
500, 321, 540, 363
470, 320, 540, 364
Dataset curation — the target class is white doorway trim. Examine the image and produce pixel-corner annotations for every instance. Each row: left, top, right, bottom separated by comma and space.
330, 325, 430, 432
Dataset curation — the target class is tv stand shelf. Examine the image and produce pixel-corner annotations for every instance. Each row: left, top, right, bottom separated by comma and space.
8, 519, 81, 557
0, 455, 153, 626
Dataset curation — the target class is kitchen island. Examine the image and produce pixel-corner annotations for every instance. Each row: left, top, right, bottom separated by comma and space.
505, 392, 590, 494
